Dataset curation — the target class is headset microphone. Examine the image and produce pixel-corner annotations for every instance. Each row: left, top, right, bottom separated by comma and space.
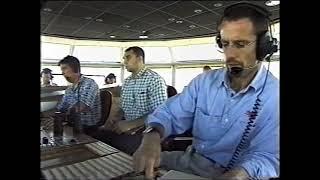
228, 61, 260, 75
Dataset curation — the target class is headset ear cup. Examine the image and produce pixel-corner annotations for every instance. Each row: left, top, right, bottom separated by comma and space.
216, 34, 222, 49
257, 31, 275, 61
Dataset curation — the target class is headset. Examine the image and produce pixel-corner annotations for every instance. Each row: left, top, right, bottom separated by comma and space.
216, 2, 278, 62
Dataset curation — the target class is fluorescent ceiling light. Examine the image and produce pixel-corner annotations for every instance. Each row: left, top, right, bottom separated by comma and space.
265, 1, 280, 6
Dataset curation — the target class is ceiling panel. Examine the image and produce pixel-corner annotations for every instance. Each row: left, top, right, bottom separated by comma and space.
95, 12, 131, 26
163, 21, 196, 32
41, 12, 55, 25
49, 16, 88, 29
147, 26, 181, 36
41, 1, 69, 14
195, 1, 241, 11
40, 1, 280, 41
138, 10, 175, 26
138, 1, 179, 9
80, 21, 117, 34
73, 30, 104, 38
160, 1, 209, 18
203, 23, 217, 31
71, 1, 123, 11
183, 27, 216, 36
45, 25, 78, 36
185, 12, 220, 27
59, 4, 104, 19
107, 1, 154, 19
123, 20, 155, 32
106, 28, 139, 38
41, 24, 47, 31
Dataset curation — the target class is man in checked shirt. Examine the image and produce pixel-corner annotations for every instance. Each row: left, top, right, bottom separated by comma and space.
100, 46, 168, 155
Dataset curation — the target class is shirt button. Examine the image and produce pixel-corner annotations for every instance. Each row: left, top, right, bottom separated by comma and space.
225, 118, 228, 122
201, 144, 205, 149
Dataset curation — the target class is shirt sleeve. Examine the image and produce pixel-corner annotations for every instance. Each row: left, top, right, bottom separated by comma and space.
79, 79, 99, 108
148, 76, 168, 112
119, 82, 125, 110
147, 74, 202, 138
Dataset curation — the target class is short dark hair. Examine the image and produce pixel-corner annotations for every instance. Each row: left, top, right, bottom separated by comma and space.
203, 66, 211, 70
106, 73, 116, 79
125, 46, 145, 64
58, 55, 81, 73
41, 68, 54, 79
217, 3, 270, 36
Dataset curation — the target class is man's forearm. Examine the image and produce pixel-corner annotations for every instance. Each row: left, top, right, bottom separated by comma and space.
219, 167, 250, 180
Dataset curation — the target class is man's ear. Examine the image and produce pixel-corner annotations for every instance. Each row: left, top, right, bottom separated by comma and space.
138, 56, 145, 64
137, 55, 142, 62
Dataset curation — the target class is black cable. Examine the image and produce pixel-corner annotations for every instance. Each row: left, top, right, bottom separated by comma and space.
223, 62, 271, 176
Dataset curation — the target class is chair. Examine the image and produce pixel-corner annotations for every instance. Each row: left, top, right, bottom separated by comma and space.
167, 85, 177, 98
161, 129, 193, 151
96, 89, 112, 127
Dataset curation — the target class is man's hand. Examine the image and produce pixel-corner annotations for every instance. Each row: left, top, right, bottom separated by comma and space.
133, 132, 161, 179
104, 119, 116, 130
218, 167, 250, 180
112, 120, 136, 134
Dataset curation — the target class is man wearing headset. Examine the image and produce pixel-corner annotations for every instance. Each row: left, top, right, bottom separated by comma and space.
133, 2, 279, 180
56, 55, 101, 134
41, 68, 57, 87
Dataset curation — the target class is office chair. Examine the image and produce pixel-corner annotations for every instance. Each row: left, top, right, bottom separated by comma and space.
161, 129, 193, 151
96, 89, 113, 127
167, 85, 177, 98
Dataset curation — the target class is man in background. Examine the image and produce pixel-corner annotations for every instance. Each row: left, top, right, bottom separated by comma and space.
105, 73, 116, 84
41, 68, 57, 87
100, 46, 167, 155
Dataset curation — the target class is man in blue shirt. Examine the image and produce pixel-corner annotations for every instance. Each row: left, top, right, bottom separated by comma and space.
133, 2, 279, 180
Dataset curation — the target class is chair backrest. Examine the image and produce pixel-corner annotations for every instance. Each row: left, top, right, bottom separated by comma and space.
167, 85, 177, 98
96, 89, 112, 127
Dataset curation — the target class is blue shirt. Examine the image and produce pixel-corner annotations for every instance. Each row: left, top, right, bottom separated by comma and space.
147, 66, 279, 178
57, 76, 101, 126
121, 66, 167, 121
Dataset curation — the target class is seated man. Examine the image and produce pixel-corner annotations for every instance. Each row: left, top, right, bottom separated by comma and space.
41, 68, 57, 87
100, 46, 167, 155
133, 3, 279, 180
56, 55, 101, 134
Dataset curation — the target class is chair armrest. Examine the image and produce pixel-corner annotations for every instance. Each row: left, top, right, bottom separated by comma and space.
173, 137, 193, 141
